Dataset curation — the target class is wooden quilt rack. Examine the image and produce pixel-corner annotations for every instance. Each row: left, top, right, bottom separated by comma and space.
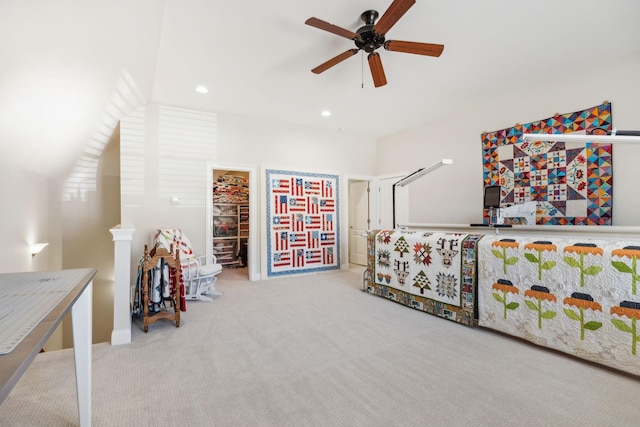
141, 243, 182, 332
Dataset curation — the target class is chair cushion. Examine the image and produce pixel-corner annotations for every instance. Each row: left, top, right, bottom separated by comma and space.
199, 263, 222, 276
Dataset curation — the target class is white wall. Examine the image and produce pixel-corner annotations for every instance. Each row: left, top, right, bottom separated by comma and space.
121, 106, 377, 279
217, 114, 376, 174
0, 162, 61, 273
377, 53, 640, 226
60, 133, 121, 347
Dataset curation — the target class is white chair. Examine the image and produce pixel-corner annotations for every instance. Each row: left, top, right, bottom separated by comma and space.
153, 229, 223, 302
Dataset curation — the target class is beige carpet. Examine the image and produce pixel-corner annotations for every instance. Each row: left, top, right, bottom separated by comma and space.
1, 265, 638, 426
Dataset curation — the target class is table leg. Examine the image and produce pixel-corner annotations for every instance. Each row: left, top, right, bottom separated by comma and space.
72, 280, 93, 427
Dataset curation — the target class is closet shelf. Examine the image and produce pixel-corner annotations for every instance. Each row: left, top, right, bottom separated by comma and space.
212, 202, 248, 267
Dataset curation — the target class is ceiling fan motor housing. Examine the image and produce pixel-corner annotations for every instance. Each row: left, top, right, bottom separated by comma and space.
355, 10, 385, 53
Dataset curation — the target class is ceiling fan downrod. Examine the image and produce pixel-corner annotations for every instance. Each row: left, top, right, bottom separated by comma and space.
360, 10, 379, 25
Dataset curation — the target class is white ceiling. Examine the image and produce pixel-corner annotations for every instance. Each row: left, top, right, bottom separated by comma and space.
2, 0, 640, 178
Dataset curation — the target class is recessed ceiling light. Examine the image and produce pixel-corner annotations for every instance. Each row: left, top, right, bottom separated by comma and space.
321, 110, 331, 117
195, 85, 209, 94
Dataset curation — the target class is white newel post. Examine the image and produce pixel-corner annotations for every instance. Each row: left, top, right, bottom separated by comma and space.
109, 225, 135, 345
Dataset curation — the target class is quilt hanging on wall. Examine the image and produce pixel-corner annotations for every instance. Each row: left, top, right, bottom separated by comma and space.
481, 102, 613, 225
266, 169, 340, 277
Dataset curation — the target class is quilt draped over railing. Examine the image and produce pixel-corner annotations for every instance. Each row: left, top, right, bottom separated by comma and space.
366, 230, 482, 327
478, 234, 640, 376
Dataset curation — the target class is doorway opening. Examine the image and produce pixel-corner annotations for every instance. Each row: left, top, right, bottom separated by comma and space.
348, 179, 370, 266
207, 163, 258, 281
347, 173, 407, 268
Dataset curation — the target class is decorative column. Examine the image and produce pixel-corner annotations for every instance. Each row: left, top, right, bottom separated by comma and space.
109, 225, 135, 345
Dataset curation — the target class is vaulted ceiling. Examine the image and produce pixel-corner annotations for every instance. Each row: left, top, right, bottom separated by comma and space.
2, 0, 639, 178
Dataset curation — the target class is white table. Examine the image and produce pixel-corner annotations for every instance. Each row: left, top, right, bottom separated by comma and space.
0, 268, 95, 426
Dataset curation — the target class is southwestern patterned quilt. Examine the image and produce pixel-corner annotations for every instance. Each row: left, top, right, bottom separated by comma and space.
481, 102, 613, 225
366, 230, 482, 327
478, 234, 640, 376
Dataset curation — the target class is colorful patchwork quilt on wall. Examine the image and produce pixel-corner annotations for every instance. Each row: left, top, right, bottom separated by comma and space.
481, 102, 613, 225
266, 169, 339, 277
366, 230, 483, 327
478, 234, 640, 376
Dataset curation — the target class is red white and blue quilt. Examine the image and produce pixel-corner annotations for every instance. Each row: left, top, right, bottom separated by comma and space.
266, 169, 339, 276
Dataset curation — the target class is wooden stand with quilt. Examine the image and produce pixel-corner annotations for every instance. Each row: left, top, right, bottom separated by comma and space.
141, 243, 182, 332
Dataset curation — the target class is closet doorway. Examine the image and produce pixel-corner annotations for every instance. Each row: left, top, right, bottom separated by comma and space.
207, 163, 258, 281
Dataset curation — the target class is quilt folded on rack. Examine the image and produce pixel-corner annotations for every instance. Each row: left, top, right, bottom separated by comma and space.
478, 234, 640, 376
366, 230, 482, 326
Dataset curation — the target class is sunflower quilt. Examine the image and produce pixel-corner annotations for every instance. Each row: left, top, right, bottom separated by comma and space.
478, 234, 640, 375
366, 230, 483, 327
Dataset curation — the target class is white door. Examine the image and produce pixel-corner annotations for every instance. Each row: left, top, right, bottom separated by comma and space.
374, 173, 407, 230
349, 180, 369, 266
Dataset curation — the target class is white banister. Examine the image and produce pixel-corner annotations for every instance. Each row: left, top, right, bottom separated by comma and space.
109, 225, 135, 345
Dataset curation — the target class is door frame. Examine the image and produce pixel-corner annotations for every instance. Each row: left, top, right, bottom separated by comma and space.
344, 173, 377, 270
347, 178, 370, 266
206, 162, 259, 281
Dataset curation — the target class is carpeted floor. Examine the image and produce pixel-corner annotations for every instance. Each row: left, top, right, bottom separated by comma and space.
0, 265, 638, 426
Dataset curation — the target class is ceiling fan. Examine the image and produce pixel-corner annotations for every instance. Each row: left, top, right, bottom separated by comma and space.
305, 0, 444, 88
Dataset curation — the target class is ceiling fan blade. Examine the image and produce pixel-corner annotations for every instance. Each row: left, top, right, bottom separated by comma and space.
374, 0, 416, 35
311, 49, 359, 74
305, 17, 359, 40
367, 52, 387, 88
384, 40, 444, 57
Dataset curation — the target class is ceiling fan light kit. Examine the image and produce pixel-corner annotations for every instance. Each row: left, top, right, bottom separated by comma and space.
305, 0, 444, 88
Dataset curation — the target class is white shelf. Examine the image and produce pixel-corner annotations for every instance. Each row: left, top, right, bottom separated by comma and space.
212, 203, 249, 267
522, 133, 640, 144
